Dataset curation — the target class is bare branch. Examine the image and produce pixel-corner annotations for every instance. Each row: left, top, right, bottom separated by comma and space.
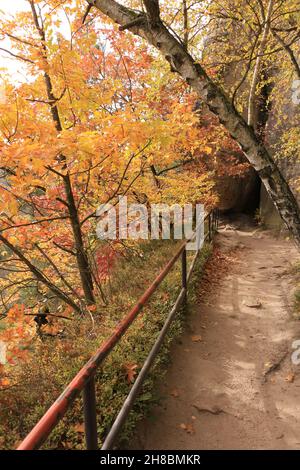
0, 233, 80, 312
0, 47, 34, 64
271, 28, 300, 79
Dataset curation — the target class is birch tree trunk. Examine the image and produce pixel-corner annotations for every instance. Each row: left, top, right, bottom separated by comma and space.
86, 0, 300, 246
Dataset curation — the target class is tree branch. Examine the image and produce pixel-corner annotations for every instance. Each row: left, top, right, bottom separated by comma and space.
271, 28, 300, 79
0, 47, 34, 64
87, 0, 300, 244
0, 233, 80, 312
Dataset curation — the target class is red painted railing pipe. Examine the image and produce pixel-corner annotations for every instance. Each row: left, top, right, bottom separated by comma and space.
17, 240, 187, 450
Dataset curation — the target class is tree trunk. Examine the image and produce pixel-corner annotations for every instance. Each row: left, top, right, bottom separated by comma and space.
247, 0, 274, 128
63, 175, 95, 305
0, 233, 81, 313
87, 0, 300, 246
30, 0, 95, 304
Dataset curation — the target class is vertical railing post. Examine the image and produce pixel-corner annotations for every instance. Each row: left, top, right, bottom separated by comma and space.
83, 376, 98, 450
208, 213, 212, 242
181, 248, 187, 302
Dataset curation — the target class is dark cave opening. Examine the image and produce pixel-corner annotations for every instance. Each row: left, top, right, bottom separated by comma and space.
219, 172, 262, 219
241, 172, 262, 215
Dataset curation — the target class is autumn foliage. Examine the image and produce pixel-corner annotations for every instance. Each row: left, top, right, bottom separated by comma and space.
0, 0, 299, 450
0, 0, 249, 386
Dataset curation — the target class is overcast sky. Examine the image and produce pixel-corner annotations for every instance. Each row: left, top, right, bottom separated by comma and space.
0, 1, 31, 79
0, 1, 72, 81
0, 0, 28, 14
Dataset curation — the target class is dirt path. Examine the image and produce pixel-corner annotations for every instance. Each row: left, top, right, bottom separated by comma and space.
134, 219, 300, 450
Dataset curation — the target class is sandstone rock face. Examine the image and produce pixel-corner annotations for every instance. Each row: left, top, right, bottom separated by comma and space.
260, 88, 300, 228
215, 87, 300, 220
261, 155, 300, 228
215, 167, 260, 212
260, 183, 282, 227
202, 12, 300, 224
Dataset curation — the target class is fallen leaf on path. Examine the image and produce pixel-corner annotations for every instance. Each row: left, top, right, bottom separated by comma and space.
193, 404, 223, 415
191, 335, 202, 343
243, 299, 262, 308
285, 373, 295, 383
179, 423, 195, 434
170, 389, 180, 397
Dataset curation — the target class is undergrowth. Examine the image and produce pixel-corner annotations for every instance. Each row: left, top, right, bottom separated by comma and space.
0, 240, 211, 449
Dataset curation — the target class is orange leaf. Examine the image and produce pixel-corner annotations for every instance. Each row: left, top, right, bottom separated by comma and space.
179, 422, 195, 434
285, 373, 295, 383
0, 378, 10, 387
123, 363, 138, 383
74, 423, 85, 433
88, 305, 97, 312
191, 335, 202, 343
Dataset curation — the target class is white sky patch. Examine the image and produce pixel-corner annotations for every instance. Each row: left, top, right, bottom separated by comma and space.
0, 1, 31, 81
0, 0, 72, 83
0, 0, 28, 14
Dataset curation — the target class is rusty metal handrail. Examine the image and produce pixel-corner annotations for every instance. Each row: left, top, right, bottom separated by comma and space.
17, 209, 219, 450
